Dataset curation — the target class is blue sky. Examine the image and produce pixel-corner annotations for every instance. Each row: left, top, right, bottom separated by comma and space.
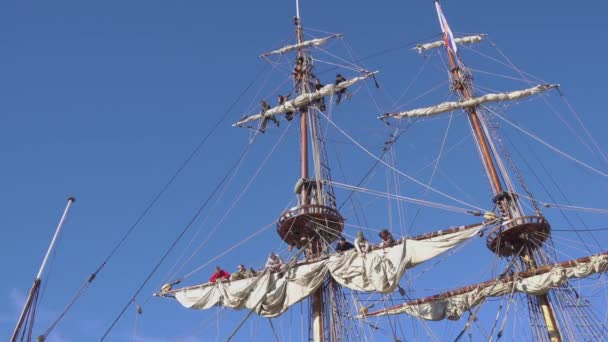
1, 0, 607, 341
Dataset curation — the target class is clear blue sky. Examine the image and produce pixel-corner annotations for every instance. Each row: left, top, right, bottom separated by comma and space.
1, 1, 607, 341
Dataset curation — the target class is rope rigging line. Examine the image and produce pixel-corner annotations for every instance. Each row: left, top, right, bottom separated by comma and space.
504, 133, 603, 256
41, 62, 271, 342
478, 37, 608, 206
466, 67, 537, 84
49, 63, 272, 337
99, 140, 255, 341
308, 32, 441, 83
559, 94, 608, 168
181, 221, 276, 280
428, 112, 453, 190
407, 106, 456, 234
484, 105, 608, 178
166, 120, 294, 283
391, 55, 431, 109
318, 110, 486, 212
469, 40, 546, 86
331, 181, 477, 215
553, 227, 608, 232
338, 126, 408, 211
392, 79, 451, 113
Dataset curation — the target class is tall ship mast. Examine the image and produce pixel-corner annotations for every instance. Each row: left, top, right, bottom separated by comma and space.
15, 2, 608, 341
368, 2, 606, 341
153, 1, 608, 341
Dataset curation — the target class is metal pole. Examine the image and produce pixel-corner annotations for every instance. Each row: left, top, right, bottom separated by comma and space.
11, 197, 76, 342
36, 197, 76, 279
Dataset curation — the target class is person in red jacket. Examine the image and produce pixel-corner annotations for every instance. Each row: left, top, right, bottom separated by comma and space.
209, 266, 230, 283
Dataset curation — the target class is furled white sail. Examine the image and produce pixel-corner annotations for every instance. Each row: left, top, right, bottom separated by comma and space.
163, 223, 486, 318
174, 261, 327, 318
414, 34, 485, 54
233, 72, 378, 127
381, 84, 558, 120
260, 34, 342, 57
359, 252, 608, 321
327, 225, 485, 292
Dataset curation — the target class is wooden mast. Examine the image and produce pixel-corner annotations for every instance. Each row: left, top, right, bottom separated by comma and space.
434, 1, 561, 340
295, 2, 325, 341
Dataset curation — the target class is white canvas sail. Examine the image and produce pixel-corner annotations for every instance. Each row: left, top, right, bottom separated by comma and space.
174, 261, 327, 318
381, 84, 558, 120
233, 72, 378, 127
414, 35, 485, 54
162, 223, 487, 317
326, 224, 485, 293
260, 34, 342, 57
359, 252, 608, 321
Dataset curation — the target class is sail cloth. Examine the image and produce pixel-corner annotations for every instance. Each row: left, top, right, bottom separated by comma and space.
414, 35, 485, 54
380, 84, 558, 120
233, 72, 378, 127
167, 224, 486, 318
175, 261, 328, 318
327, 225, 485, 292
359, 252, 608, 321
260, 34, 342, 57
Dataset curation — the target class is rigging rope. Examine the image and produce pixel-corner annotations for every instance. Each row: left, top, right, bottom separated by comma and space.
318, 110, 486, 212
331, 181, 478, 214
559, 95, 608, 167
41, 63, 270, 341
484, 106, 608, 178
99, 143, 253, 341
181, 220, 275, 280
167, 119, 293, 282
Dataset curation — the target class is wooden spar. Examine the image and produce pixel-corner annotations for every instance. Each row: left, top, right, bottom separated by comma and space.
11, 197, 76, 342
364, 251, 608, 313
435, 1, 561, 340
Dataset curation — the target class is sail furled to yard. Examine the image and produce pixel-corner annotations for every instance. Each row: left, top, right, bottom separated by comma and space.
260, 34, 342, 57
360, 252, 608, 321
414, 35, 485, 54
174, 261, 327, 318
164, 223, 486, 318
381, 84, 558, 120
233, 72, 377, 127
327, 224, 485, 292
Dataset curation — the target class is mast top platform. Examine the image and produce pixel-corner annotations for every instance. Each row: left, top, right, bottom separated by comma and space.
277, 204, 344, 248
486, 216, 550, 256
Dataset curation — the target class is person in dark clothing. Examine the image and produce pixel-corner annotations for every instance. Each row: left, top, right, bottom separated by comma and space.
278, 94, 294, 121
259, 100, 279, 133
314, 79, 326, 111
335, 236, 355, 252
334, 74, 352, 104
293, 57, 304, 87
378, 229, 395, 248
